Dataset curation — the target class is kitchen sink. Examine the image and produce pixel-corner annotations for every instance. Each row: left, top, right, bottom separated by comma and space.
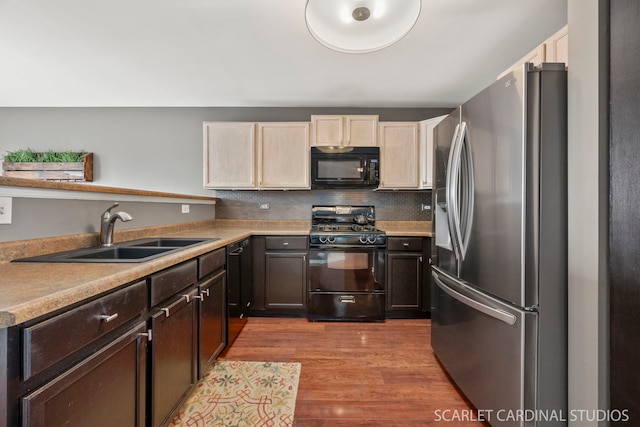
128, 238, 214, 248
65, 247, 174, 261
13, 237, 219, 263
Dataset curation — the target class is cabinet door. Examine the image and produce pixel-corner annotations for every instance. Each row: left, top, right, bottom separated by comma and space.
21, 322, 147, 427
203, 122, 256, 188
419, 116, 447, 189
387, 253, 422, 311
257, 122, 310, 188
379, 122, 420, 189
311, 115, 344, 146
198, 270, 226, 377
311, 115, 378, 147
545, 25, 568, 66
345, 115, 378, 146
497, 44, 546, 79
265, 252, 307, 310
150, 293, 197, 427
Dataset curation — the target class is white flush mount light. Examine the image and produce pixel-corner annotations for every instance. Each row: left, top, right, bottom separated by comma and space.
305, 0, 421, 54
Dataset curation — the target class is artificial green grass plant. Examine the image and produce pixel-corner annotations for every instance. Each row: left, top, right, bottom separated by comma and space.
4, 149, 87, 163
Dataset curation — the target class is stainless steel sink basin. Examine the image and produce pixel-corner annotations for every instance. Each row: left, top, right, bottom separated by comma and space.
128, 238, 214, 248
66, 247, 174, 261
13, 237, 219, 263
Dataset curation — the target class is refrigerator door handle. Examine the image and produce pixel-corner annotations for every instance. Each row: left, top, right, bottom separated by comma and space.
457, 121, 475, 260
432, 267, 517, 326
446, 123, 463, 260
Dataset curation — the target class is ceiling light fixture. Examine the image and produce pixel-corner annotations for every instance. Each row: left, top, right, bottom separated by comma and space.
305, 0, 421, 54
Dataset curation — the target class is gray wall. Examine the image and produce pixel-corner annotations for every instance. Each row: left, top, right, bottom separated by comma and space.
0, 107, 448, 242
0, 197, 215, 242
0, 107, 451, 197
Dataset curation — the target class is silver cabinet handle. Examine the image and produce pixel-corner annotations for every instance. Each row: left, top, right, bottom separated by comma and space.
201, 289, 210, 297
283, 242, 289, 246
192, 295, 203, 300
182, 294, 191, 303
99, 313, 119, 323
161, 307, 170, 317
403, 242, 410, 247
339, 295, 356, 304
138, 329, 152, 341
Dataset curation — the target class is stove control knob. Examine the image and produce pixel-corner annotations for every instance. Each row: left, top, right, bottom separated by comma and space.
359, 235, 368, 244
327, 235, 336, 244
319, 236, 327, 244
367, 235, 377, 244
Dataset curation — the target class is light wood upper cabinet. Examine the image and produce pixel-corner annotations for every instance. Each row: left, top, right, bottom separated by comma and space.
545, 25, 568, 66
498, 24, 568, 79
203, 122, 310, 190
257, 122, 310, 189
378, 122, 420, 189
203, 122, 256, 189
311, 115, 378, 147
311, 115, 343, 146
497, 45, 545, 79
419, 115, 447, 189
346, 115, 379, 146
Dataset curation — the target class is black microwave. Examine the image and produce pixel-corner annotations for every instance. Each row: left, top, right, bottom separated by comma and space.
310, 146, 379, 189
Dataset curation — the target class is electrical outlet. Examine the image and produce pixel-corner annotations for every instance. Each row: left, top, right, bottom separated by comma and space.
0, 197, 13, 224
181, 204, 190, 214
259, 203, 270, 210
420, 203, 431, 211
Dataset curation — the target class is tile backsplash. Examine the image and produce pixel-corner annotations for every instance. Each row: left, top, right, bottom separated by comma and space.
215, 190, 432, 221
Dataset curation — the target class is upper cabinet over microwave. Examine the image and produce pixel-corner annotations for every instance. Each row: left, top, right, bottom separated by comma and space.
311, 115, 378, 147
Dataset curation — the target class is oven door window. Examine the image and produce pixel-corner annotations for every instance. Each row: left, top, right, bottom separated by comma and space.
317, 159, 365, 180
309, 249, 385, 292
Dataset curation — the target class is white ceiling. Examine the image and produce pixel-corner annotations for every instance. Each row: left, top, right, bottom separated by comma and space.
0, 0, 567, 108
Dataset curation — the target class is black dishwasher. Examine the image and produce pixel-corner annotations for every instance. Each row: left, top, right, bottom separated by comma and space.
226, 238, 252, 345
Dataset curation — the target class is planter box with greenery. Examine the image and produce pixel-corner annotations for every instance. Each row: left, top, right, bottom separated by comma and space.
2, 150, 93, 182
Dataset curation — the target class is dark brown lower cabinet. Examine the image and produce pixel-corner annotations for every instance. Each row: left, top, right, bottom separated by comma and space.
198, 269, 226, 376
386, 237, 431, 318
387, 252, 422, 310
21, 321, 147, 427
265, 252, 308, 313
252, 236, 308, 316
149, 290, 197, 427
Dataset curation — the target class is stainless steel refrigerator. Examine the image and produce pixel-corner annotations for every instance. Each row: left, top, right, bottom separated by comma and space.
431, 63, 567, 427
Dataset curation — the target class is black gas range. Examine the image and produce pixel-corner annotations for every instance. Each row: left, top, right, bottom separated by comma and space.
308, 205, 386, 322
309, 205, 387, 248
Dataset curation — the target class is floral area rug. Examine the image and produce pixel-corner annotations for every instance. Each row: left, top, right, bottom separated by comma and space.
171, 361, 301, 427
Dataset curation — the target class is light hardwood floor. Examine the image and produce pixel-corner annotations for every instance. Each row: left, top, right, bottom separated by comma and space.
220, 317, 486, 426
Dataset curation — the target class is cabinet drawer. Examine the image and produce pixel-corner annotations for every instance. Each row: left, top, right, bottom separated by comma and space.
198, 248, 225, 279
149, 260, 198, 307
265, 236, 308, 251
21, 321, 147, 427
387, 237, 423, 251
23, 280, 147, 380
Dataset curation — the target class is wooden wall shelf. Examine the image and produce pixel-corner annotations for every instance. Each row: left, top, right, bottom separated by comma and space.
0, 176, 218, 202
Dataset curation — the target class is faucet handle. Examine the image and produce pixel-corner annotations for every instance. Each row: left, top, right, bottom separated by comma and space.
102, 202, 120, 219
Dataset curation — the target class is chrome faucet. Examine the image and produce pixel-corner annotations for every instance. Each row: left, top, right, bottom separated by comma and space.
100, 202, 133, 247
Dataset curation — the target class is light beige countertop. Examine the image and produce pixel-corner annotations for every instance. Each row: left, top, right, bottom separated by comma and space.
0, 219, 431, 328
377, 221, 433, 237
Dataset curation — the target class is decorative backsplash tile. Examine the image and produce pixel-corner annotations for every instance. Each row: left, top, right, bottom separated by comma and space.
215, 190, 432, 221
